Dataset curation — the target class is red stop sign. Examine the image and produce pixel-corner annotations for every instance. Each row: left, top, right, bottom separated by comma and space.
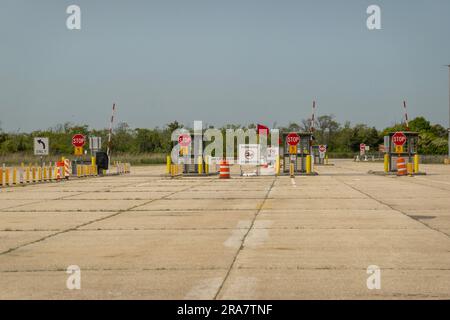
392, 132, 407, 146
178, 134, 191, 147
72, 134, 86, 147
286, 133, 300, 146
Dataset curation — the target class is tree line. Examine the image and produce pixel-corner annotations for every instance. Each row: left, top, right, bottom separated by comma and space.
0, 116, 448, 156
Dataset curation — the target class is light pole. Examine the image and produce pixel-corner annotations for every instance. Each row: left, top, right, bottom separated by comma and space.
447, 65, 450, 158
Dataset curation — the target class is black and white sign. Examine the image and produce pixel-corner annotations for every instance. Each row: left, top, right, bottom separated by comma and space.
89, 137, 102, 152
238, 144, 260, 165
34, 137, 49, 155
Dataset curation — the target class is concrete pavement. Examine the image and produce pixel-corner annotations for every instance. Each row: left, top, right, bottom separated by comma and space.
0, 160, 449, 299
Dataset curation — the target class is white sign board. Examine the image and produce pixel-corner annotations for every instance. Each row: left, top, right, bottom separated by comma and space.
266, 147, 279, 161
238, 144, 260, 165
34, 137, 49, 156
89, 137, 102, 151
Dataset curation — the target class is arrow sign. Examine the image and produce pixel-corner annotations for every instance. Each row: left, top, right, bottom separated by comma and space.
37, 139, 46, 149
34, 137, 49, 155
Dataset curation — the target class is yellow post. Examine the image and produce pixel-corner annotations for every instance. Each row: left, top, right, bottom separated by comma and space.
205, 157, 209, 175
77, 165, 81, 178
38, 167, 42, 182
414, 154, 419, 173
166, 155, 171, 174
26, 167, 30, 183
54, 167, 59, 180
306, 155, 312, 174
289, 162, 294, 178
49, 166, 53, 180
325, 155, 329, 165
91, 156, 96, 175
198, 156, 203, 175
32, 167, 36, 182
0, 167, 3, 186
275, 155, 280, 176
407, 162, 413, 176
43, 167, 47, 181
13, 167, 17, 185
384, 154, 389, 173
5, 168, 10, 186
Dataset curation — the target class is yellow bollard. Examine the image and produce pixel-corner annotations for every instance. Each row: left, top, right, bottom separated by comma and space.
38, 167, 42, 182
32, 167, 36, 183
166, 155, 171, 174
43, 167, 47, 181
26, 167, 30, 183
414, 154, 419, 173
13, 167, 17, 185
384, 154, 389, 173
325, 155, 329, 165
407, 162, 414, 176
205, 157, 209, 175
275, 155, 280, 176
0, 167, 3, 186
49, 166, 53, 180
306, 155, 312, 174
198, 156, 203, 175
5, 168, 10, 186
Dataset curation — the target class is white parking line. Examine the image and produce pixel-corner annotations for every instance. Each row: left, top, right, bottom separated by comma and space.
184, 277, 223, 299
223, 220, 251, 248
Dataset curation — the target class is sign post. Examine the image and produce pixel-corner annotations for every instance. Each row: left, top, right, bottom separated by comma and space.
34, 137, 49, 156
178, 134, 191, 156
89, 137, 102, 154
319, 145, 327, 159
392, 131, 407, 154
360, 143, 366, 156
34, 137, 49, 167
72, 134, 86, 157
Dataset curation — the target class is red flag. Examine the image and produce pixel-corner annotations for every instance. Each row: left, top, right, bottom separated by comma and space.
257, 124, 269, 135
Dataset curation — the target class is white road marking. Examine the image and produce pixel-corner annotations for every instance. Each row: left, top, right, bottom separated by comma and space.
219, 277, 258, 299
245, 220, 272, 248
223, 220, 251, 248
291, 178, 297, 187
184, 277, 223, 300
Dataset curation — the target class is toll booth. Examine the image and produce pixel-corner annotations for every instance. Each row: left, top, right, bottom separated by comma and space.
177, 133, 205, 175
312, 145, 328, 165
384, 131, 419, 172
281, 132, 315, 174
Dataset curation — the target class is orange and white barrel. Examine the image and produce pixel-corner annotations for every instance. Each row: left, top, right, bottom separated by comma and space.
64, 159, 71, 179
397, 157, 407, 176
219, 160, 230, 179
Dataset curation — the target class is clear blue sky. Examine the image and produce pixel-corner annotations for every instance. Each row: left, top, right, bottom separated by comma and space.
0, 0, 449, 132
